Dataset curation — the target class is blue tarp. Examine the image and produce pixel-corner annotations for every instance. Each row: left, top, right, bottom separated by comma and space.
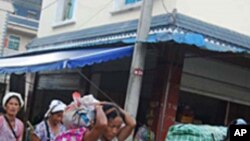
122, 32, 248, 53
0, 46, 133, 74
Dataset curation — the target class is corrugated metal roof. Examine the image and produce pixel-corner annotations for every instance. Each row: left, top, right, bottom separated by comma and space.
27, 14, 172, 49
174, 14, 250, 50
27, 13, 250, 52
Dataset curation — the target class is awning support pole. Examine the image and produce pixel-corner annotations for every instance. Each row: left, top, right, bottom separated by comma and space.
23, 73, 37, 141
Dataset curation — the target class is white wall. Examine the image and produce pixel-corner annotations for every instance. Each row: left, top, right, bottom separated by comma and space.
181, 57, 250, 105
38, 0, 250, 37
38, 0, 141, 37
176, 0, 250, 36
0, 1, 14, 13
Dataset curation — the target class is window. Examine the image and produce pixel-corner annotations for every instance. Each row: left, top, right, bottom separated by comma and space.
55, 0, 76, 23
8, 35, 20, 51
125, 0, 142, 5
63, 0, 74, 20
27, 11, 37, 19
112, 0, 142, 14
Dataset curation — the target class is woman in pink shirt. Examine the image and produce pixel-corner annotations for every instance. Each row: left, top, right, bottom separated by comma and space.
0, 92, 24, 141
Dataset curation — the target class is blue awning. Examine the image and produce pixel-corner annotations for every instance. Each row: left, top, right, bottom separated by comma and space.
0, 46, 133, 74
122, 32, 248, 53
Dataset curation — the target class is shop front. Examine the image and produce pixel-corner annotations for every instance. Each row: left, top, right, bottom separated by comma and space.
0, 12, 249, 140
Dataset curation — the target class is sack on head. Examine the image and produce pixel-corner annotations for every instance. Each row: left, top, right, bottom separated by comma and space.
63, 93, 99, 129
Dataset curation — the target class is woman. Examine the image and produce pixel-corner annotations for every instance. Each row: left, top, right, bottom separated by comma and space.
0, 92, 24, 141
84, 102, 136, 141
224, 118, 247, 141
31, 99, 67, 141
55, 102, 136, 141
134, 116, 155, 141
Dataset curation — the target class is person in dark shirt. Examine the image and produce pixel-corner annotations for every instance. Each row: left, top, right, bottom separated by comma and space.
224, 118, 247, 141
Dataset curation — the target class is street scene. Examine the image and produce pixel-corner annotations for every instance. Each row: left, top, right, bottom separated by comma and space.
0, 0, 250, 141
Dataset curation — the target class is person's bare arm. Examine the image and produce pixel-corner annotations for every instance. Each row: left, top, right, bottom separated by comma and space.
30, 133, 40, 141
117, 108, 136, 141
84, 105, 107, 141
96, 101, 136, 141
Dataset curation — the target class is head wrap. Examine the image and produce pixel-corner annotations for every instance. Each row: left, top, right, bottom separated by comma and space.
44, 99, 66, 118
2, 92, 24, 108
234, 118, 247, 125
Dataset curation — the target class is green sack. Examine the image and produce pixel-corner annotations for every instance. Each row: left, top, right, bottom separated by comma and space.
166, 124, 227, 141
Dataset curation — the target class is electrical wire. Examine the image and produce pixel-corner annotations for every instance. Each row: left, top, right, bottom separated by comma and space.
6, 0, 57, 12
76, 69, 116, 103
9, 0, 113, 28
41, 0, 57, 11
78, 0, 113, 28
161, 0, 169, 13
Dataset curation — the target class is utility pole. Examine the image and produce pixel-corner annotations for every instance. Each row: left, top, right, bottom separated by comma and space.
125, 0, 154, 122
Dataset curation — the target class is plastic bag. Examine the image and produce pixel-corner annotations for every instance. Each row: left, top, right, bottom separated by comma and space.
63, 93, 99, 129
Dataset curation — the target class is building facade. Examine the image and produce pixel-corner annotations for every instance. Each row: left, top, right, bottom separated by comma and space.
31, 0, 250, 139
0, 0, 250, 140
37, 0, 250, 37
3, 0, 40, 56
0, 0, 41, 106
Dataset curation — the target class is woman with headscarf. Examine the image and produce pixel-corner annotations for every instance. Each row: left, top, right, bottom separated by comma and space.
93, 102, 136, 141
134, 116, 155, 141
55, 102, 136, 141
0, 92, 24, 141
31, 99, 67, 141
84, 102, 136, 141
224, 118, 248, 141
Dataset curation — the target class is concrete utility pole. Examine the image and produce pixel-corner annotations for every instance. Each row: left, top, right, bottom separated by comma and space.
125, 0, 154, 119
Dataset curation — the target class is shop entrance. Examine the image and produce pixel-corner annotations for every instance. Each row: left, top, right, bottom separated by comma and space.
176, 91, 227, 125
176, 91, 250, 125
